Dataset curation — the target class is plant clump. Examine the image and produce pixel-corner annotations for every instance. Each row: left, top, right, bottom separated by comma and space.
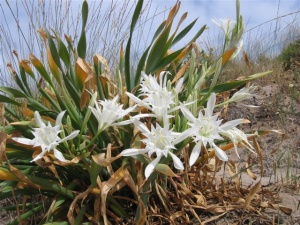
0, 0, 286, 224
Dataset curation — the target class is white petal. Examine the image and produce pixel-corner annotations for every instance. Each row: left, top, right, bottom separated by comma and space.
212, 143, 228, 161
126, 92, 148, 108
175, 78, 184, 93
131, 119, 150, 134
169, 152, 184, 170
55, 111, 66, 127
111, 119, 133, 127
220, 119, 243, 131
34, 111, 46, 128
12, 137, 33, 146
60, 130, 79, 143
120, 148, 148, 156
53, 149, 66, 162
173, 128, 194, 145
189, 141, 202, 166
30, 151, 45, 162
145, 156, 161, 179
180, 103, 196, 122
206, 93, 216, 117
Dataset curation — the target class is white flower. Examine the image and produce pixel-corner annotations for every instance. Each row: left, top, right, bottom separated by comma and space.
180, 93, 243, 166
89, 95, 135, 131
212, 18, 236, 36
120, 119, 189, 179
220, 127, 256, 158
126, 71, 183, 122
12, 111, 79, 162
230, 85, 257, 103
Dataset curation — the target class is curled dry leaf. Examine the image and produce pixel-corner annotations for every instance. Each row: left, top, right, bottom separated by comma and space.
243, 179, 261, 212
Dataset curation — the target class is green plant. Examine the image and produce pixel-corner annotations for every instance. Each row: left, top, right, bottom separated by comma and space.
278, 39, 300, 70
0, 0, 273, 224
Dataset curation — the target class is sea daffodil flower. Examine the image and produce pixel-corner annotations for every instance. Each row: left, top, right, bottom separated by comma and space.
221, 127, 256, 158
89, 95, 136, 131
126, 71, 183, 122
212, 18, 236, 36
12, 111, 79, 162
120, 119, 189, 179
180, 93, 243, 166
229, 85, 258, 107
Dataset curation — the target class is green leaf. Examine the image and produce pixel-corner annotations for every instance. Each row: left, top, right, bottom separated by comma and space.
18, 65, 32, 96
0, 87, 27, 98
77, 0, 88, 59
9, 205, 44, 225
57, 35, 71, 68
134, 21, 167, 84
200, 71, 272, 95
29, 53, 54, 87
145, 24, 172, 73
187, 25, 206, 45
130, 0, 144, 32
81, 0, 88, 28
152, 48, 184, 72
125, 0, 144, 91
0, 95, 21, 106
46, 30, 62, 71
171, 18, 198, 48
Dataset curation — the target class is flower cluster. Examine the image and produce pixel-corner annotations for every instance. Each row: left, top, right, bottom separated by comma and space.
13, 71, 255, 179
121, 72, 256, 178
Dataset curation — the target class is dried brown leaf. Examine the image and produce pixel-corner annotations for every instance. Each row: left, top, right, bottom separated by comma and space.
91, 153, 120, 167
101, 166, 126, 225
243, 180, 261, 211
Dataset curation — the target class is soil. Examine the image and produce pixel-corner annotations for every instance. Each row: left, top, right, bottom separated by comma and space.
218, 80, 300, 225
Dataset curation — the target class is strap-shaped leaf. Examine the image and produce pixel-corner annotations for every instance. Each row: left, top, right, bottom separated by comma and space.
0, 87, 27, 98
200, 71, 272, 94
0, 95, 21, 106
56, 35, 71, 68
46, 30, 62, 71
134, 20, 167, 85
151, 48, 184, 72
77, 0, 88, 59
125, 0, 144, 91
145, 24, 172, 73
171, 18, 198, 48
29, 53, 53, 87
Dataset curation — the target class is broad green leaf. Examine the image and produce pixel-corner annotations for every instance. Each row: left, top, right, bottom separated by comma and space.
187, 24, 206, 45
0, 95, 21, 106
125, 0, 144, 91
46, 30, 62, 71
77, 0, 88, 59
29, 53, 53, 87
152, 48, 184, 72
46, 32, 62, 84
134, 21, 167, 85
9, 205, 43, 225
38, 88, 61, 112
57, 35, 71, 68
18, 65, 32, 97
171, 18, 198, 48
0, 87, 27, 98
7, 63, 28, 96
145, 24, 172, 73
200, 70, 272, 95
130, 0, 144, 32
19, 60, 35, 80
